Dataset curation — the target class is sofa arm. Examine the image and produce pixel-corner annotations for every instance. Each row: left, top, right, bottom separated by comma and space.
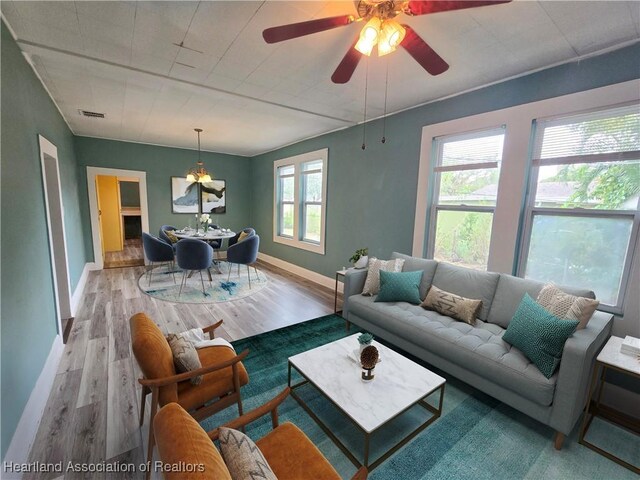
549, 311, 613, 435
342, 269, 368, 318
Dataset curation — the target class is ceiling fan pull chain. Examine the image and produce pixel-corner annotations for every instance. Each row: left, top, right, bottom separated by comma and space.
362, 57, 369, 150
382, 57, 389, 144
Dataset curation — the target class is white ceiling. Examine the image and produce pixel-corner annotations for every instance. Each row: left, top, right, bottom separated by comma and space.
2, 1, 639, 156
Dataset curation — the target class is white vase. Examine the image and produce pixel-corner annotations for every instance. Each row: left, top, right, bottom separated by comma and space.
354, 255, 368, 269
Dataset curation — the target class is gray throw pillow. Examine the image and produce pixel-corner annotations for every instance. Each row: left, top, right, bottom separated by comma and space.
166, 333, 202, 385
536, 284, 599, 330
218, 427, 278, 480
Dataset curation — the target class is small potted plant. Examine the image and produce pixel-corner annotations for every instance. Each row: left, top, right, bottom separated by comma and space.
349, 247, 369, 269
358, 332, 374, 354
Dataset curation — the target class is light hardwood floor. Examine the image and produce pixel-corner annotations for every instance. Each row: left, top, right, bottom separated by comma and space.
104, 239, 144, 269
25, 261, 338, 479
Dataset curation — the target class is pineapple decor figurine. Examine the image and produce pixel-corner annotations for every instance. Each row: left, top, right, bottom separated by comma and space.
361, 345, 379, 382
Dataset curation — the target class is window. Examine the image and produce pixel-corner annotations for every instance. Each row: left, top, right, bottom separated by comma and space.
274, 149, 328, 254
428, 127, 505, 270
520, 104, 640, 310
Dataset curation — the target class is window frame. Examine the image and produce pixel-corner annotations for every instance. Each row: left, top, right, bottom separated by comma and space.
517, 103, 640, 313
273, 148, 328, 254
427, 126, 506, 270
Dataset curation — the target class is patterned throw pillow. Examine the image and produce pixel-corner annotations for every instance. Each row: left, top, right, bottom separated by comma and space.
376, 270, 423, 304
218, 427, 278, 480
536, 284, 599, 330
503, 294, 579, 378
166, 333, 203, 385
362, 258, 405, 296
165, 229, 179, 244
421, 285, 482, 325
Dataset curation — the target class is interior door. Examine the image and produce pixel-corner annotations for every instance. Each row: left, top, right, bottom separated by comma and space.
96, 175, 123, 253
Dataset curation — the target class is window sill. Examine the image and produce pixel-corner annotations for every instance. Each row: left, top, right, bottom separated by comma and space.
273, 235, 325, 255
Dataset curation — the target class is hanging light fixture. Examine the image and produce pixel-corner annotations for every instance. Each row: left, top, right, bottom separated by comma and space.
186, 128, 212, 183
377, 20, 406, 56
354, 17, 381, 56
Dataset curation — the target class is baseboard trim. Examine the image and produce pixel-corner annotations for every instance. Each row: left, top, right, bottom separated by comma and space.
3, 336, 64, 469
258, 252, 343, 293
70, 262, 96, 316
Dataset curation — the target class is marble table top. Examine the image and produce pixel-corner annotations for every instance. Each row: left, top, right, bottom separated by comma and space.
597, 336, 640, 375
289, 334, 446, 433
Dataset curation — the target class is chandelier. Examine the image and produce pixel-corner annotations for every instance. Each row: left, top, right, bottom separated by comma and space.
186, 128, 212, 183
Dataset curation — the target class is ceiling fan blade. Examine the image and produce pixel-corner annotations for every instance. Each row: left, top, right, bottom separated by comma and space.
405, 0, 511, 16
331, 39, 362, 84
400, 25, 449, 76
263, 15, 355, 43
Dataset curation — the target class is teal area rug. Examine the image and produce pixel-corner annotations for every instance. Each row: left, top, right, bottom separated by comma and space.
201, 315, 638, 479
138, 263, 267, 303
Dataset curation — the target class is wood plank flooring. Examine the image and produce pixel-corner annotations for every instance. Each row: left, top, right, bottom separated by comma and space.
104, 239, 144, 269
24, 261, 337, 479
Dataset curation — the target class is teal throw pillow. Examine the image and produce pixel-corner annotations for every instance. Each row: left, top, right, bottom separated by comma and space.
503, 294, 579, 379
375, 270, 423, 305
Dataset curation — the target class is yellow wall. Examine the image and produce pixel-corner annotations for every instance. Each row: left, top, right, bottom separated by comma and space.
96, 175, 123, 253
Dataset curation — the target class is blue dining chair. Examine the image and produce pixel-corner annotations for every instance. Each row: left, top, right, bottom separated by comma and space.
227, 234, 260, 288
176, 238, 214, 296
159, 225, 178, 250
227, 227, 255, 248
142, 232, 176, 286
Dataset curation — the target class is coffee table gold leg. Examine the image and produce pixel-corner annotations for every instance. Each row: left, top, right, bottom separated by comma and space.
287, 362, 291, 387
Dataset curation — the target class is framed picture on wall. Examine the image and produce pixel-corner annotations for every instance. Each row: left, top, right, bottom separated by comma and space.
200, 179, 226, 214
171, 176, 199, 214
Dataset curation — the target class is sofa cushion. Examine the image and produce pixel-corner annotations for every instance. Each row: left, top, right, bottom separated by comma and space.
348, 295, 557, 406
362, 258, 405, 296
487, 275, 596, 329
218, 427, 278, 480
503, 294, 579, 379
376, 270, 423, 304
391, 252, 438, 299
421, 285, 482, 325
431, 262, 500, 321
536, 284, 599, 330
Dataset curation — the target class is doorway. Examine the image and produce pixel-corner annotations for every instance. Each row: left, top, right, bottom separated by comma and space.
39, 135, 73, 341
87, 167, 150, 270
96, 176, 145, 268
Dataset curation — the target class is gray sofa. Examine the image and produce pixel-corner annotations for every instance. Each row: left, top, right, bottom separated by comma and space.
343, 252, 613, 448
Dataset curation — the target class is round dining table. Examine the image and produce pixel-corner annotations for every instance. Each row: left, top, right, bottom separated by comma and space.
173, 229, 236, 276
173, 229, 236, 241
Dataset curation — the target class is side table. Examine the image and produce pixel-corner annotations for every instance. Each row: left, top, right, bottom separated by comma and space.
579, 336, 639, 474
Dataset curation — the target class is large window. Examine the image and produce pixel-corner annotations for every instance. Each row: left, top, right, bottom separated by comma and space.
520, 104, 640, 310
273, 149, 328, 254
428, 127, 505, 270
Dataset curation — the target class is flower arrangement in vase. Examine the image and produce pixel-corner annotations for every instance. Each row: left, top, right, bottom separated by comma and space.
200, 213, 212, 233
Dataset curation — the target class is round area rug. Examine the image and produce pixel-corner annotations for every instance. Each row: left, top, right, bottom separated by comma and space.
138, 262, 268, 304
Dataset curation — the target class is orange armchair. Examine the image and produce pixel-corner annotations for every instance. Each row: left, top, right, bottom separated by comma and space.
153, 388, 367, 480
129, 313, 249, 473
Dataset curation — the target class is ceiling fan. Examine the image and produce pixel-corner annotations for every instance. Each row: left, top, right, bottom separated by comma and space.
263, 0, 512, 84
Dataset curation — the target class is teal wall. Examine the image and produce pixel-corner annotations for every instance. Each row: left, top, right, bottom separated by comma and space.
250, 43, 640, 280
1, 22, 88, 458
119, 181, 140, 207
73, 137, 251, 260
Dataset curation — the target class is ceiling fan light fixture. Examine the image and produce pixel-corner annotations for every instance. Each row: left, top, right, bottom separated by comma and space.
377, 20, 406, 56
186, 173, 196, 183
355, 16, 382, 56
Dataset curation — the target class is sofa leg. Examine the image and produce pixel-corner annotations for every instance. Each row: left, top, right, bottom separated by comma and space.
554, 431, 565, 450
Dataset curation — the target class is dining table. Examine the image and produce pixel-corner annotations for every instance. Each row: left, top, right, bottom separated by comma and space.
173, 228, 236, 276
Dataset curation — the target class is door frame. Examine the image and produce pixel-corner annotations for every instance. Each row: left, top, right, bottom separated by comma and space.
39, 135, 72, 332
87, 166, 149, 269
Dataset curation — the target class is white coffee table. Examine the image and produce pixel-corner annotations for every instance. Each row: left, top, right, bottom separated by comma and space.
287, 334, 446, 470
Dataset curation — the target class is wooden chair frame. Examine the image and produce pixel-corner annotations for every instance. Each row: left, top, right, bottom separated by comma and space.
208, 387, 368, 480
136, 320, 249, 479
